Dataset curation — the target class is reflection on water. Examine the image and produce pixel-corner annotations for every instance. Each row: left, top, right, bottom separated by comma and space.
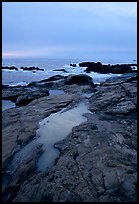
2, 100, 15, 111
49, 90, 64, 95
36, 102, 92, 172
8, 102, 92, 173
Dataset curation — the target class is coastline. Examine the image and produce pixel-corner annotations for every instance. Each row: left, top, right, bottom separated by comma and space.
2, 62, 137, 202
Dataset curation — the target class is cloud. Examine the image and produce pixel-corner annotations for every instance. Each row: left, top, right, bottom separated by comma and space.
2, 2, 137, 60
63, 2, 137, 17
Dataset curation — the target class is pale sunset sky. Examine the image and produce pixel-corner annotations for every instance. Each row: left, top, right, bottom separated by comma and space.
2, 2, 137, 61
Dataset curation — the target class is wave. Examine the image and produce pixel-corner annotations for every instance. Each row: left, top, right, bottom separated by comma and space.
2, 69, 19, 72
8, 81, 29, 87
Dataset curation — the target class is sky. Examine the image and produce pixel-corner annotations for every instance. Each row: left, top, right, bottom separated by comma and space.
2, 2, 137, 61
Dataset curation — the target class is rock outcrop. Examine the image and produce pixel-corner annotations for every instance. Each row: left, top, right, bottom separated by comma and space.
16, 89, 49, 106
64, 74, 95, 86
2, 73, 137, 202
2, 66, 18, 71
20, 66, 44, 71
2, 74, 94, 106
2, 85, 49, 106
79, 62, 137, 74
2, 66, 45, 71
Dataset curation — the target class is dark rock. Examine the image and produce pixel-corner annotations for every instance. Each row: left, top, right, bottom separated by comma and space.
70, 64, 76, 67
2, 75, 68, 105
109, 64, 132, 74
130, 69, 137, 73
2, 85, 10, 89
2, 85, 50, 105
16, 90, 49, 106
2, 94, 75, 201
79, 61, 102, 67
20, 66, 44, 71
79, 61, 134, 74
2, 86, 26, 102
64, 74, 94, 86
2, 66, 18, 71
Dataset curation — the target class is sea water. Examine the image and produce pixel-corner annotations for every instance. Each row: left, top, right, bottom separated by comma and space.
2, 57, 136, 86
2, 100, 16, 111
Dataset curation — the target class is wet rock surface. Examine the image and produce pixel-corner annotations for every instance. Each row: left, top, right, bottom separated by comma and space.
2, 73, 137, 202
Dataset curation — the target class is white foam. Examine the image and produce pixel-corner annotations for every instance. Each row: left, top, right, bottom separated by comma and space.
86, 72, 121, 84
9, 82, 29, 87
2, 69, 18, 72
131, 66, 137, 70
2, 60, 124, 86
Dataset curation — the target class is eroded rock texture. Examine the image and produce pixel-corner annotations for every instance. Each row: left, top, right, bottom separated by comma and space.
2, 74, 137, 202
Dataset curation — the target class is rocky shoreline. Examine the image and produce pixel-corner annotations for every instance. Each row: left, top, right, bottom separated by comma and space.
79, 62, 137, 74
2, 62, 137, 74
2, 70, 137, 202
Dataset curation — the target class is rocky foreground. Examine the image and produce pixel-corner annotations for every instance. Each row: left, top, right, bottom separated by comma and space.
2, 73, 137, 202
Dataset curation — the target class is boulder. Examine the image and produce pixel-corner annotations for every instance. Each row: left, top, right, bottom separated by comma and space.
64, 74, 94, 86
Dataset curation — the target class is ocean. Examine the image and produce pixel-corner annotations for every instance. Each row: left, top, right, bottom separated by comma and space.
2, 58, 136, 86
